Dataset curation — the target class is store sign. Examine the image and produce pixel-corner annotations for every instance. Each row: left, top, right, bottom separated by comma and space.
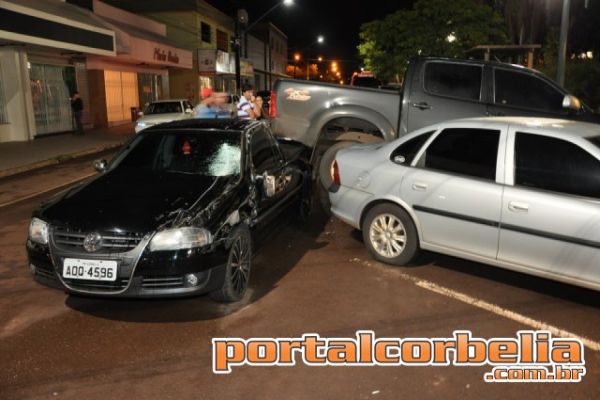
216, 50, 232, 74
154, 47, 179, 64
198, 49, 216, 72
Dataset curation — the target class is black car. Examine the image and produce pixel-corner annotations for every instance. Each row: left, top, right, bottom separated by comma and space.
26, 119, 311, 301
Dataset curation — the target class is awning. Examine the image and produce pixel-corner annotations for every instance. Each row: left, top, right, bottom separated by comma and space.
0, 0, 116, 56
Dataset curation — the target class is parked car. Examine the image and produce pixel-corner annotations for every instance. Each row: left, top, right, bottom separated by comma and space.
329, 117, 600, 291
27, 119, 311, 300
135, 99, 194, 133
270, 57, 599, 194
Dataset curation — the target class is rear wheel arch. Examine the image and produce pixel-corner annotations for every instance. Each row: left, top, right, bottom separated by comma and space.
359, 199, 421, 241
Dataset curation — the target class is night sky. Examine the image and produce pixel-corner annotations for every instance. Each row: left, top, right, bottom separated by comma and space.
212, 0, 414, 76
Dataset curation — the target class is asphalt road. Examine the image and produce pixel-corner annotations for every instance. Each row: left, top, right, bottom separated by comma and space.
0, 161, 599, 399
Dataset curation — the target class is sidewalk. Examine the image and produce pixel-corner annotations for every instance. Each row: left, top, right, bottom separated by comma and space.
0, 123, 134, 178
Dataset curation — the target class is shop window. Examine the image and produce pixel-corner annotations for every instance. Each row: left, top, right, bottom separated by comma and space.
216, 30, 228, 52
0, 73, 7, 124
29, 64, 74, 135
201, 22, 212, 43
138, 74, 163, 107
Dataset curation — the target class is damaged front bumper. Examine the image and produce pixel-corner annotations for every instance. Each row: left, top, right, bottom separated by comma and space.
26, 235, 229, 298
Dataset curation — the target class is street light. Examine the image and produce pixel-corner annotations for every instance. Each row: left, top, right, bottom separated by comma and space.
302, 34, 324, 80
235, 0, 295, 92
293, 53, 301, 78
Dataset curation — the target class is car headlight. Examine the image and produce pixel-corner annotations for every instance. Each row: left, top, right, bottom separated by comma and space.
149, 227, 212, 252
29, 218, 49, 245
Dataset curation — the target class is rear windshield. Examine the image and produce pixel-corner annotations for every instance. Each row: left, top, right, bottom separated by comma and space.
144, 102, 182, 115
114, 131, 242, 177
352, 77, 381, 88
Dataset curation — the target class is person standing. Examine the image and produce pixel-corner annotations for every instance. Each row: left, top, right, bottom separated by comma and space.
71, 92, 84, 135
237, 84, 256, 120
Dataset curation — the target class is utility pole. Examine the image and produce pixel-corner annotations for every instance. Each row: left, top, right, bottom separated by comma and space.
556, 0, 570, 86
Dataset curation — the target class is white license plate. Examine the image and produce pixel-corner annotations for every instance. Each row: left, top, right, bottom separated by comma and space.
63, 259, 118, 282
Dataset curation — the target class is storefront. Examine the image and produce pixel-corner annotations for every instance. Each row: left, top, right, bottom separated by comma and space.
0, 0, 116, 142
85, 1, 193, 126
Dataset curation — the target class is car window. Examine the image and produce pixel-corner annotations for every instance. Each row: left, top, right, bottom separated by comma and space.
515, 132, 600, 199
587, 135, 600, 149
390, 130, 435, 165
116, 131, 242, 176
494, 69, 564, 112
424, 62, 482, 101
251, 128, 278, 173
417, 128, 500, 181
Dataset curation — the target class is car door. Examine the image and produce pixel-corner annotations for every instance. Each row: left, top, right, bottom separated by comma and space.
400, 126, 507, 258
250, 127, 299, 226
487, 67, 569, 118
498, 129, 600, 287
406, 61, 488, 133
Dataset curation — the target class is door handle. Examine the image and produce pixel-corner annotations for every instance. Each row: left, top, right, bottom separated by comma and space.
411, 102, 431, 110
508, 201, 529, 213
412, 182, 428, 191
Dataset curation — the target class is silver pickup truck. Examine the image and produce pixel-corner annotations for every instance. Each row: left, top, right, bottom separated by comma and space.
270, 56, 598, 194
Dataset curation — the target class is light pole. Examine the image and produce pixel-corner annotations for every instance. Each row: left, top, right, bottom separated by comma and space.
556, 0, 570, 86
293, 53, 300, 78
235, 0, 294, 93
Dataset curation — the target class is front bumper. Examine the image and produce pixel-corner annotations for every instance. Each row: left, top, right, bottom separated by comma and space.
26, 235, 229, 298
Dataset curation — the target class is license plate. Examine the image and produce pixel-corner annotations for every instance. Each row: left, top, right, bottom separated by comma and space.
63, 259, 118, 282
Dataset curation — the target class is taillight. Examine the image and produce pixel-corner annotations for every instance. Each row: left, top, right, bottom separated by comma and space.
269, 90, 277, 118
331, 160, 341, 186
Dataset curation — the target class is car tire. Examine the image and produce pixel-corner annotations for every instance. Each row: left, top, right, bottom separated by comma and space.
362, 204, 419, 266
210, 225, 253, 303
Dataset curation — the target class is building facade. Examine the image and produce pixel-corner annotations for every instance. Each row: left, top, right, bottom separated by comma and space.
247, 23, 288, 92
0, 0, 116, 142
0, 0, 193, 142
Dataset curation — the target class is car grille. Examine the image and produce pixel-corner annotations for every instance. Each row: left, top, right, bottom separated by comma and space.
53, 228, 144, 253
62, 277, 131, 292
141, 276, 185, 289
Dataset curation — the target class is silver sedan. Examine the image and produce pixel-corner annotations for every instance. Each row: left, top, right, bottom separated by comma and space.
329, 117, 600, 291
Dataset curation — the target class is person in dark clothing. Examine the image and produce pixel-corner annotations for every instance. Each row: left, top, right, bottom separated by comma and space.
71, 92, 84, 135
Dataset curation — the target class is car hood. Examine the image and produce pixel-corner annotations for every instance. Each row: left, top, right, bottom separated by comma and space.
38, 169, 235, 233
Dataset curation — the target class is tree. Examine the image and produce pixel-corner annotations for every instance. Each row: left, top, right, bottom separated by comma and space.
358, 0, 507, 82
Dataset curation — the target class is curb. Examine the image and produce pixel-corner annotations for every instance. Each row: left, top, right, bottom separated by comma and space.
0, 141, 126, 180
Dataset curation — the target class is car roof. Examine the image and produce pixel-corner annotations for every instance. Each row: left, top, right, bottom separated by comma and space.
143, 118, 260, 132
148, 99, 189, 104
437, 117, 600, 139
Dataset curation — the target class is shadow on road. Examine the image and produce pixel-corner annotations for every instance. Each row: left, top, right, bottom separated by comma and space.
348, 226, 599, 308
64, 207, 330, 323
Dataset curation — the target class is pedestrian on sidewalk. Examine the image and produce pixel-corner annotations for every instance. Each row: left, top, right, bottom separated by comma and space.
71, 92, 84, 135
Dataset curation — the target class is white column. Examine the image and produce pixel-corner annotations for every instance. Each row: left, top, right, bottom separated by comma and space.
0, 47, 36, 142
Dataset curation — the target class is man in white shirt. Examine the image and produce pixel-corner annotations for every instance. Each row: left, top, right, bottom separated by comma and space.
237, 84, 256, 120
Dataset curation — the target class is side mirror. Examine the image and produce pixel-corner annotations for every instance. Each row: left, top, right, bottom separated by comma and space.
137, 111, 144, 117
562, 95, 581, 111
185, 108, 193, 114
93, 159, 108, 173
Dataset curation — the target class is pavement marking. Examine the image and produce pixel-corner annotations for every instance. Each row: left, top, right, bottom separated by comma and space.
0, 173, 96, 209
355, 258, 600, 352
413, 278, 600, 352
